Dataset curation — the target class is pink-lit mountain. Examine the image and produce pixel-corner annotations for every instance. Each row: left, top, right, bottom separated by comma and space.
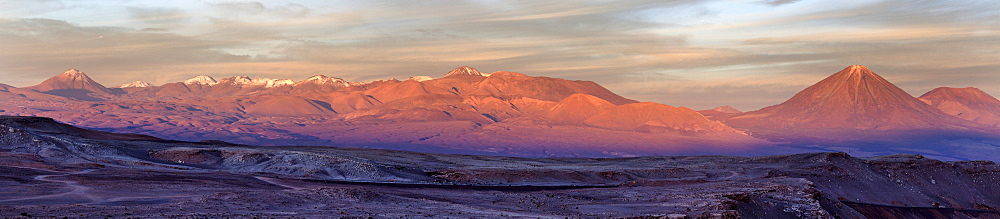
711, 65, 999, 160
0, 66, 765, 157
722, 65, 975, 130
919, 87, 1000, 127
24, 68, 114, 100
1, 65, 998, 160
27, 68, 112, 94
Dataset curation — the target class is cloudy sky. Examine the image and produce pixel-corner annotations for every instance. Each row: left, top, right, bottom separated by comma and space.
1, 0, 997, 110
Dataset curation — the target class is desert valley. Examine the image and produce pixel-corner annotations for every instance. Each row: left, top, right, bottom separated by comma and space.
1, 65, 999, 218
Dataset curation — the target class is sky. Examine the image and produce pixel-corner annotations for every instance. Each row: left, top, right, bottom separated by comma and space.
1, 0, 998, 110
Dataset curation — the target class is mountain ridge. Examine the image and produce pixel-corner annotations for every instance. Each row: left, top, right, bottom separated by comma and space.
1, 66, 761, 157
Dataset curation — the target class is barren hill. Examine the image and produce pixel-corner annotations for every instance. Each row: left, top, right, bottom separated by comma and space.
919, 87, 1000, 127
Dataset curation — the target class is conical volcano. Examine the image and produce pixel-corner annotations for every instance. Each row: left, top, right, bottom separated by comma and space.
27, 69, 112, 94
443, 66, 486, 77
724, 65, 969, 130
919, 87, 1000, 127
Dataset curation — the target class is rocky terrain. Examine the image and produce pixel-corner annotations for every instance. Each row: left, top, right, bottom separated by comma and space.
1, 115, 999, 218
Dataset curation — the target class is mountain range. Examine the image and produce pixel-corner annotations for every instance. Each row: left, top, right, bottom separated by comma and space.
1, 65, 998, 160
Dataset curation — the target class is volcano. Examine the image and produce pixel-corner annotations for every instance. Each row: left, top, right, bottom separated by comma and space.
919, 87, 1000, 127
26, 69, 113, 100
723, 65, 973, 131
27, 69, 111, 93
443, 66, 487, 77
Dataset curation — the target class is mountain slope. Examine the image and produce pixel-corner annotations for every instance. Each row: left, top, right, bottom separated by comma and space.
364, 79, 456, 104
244, 95, 336, 116
0, 83, 64, 99
723, 65, 972, 131
467, 71, 636, 105
585, 102, 739, 134
544, 93, 617, 125
919, 87, 1000, 127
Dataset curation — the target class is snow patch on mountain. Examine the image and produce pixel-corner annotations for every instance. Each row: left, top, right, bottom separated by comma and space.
221, 76, 294, 88
408, 76, 434, 82
444, 66, 488, 77
184, 75, 218, 85
118, 81, 152, 88
298, 75, 352, 87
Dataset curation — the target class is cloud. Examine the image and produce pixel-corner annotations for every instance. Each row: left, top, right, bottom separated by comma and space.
0, 0, 997, 111
0, 0, 65, 17
0, 18, 252, 85
128, 7, 190, 28
760, 0, 803, 6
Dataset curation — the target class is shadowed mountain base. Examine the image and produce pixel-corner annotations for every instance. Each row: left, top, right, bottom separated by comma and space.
1, 116, 998, 218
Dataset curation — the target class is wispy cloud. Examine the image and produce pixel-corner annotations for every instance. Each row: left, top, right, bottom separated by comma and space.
0, 0, 996, 110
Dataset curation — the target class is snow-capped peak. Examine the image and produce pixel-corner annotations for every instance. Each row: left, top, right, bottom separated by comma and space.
223, 76, 294, 88
305, 75, 330, 81
444, 66, 487, 77
58, 68, 94, 82
408, 76, 434, 82
118, 81, 152, 88
228, 76, 252, 85
303, 75, 347, 84
62, 68, 84, 76
184, 75, 218, 85
264, 78, 295, 88
295, 75, 355, 88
